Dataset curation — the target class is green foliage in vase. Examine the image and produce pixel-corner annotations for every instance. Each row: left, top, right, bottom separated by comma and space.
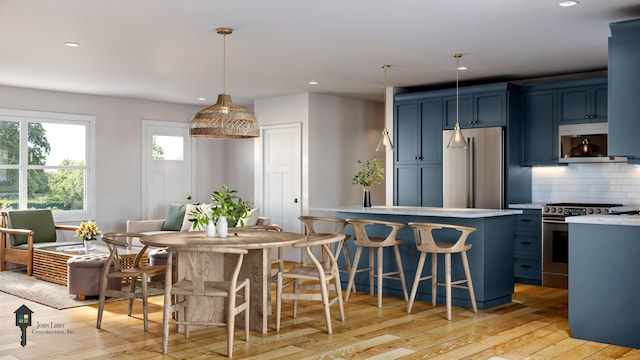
211, 184, 252, 227
189, 204, 212, 231
351, 156, 385, 188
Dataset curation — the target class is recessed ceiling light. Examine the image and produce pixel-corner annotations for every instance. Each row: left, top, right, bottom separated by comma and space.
558, 1, 579, 7
198, 97, 206, 101
64, 42, 80, 47
308, 81, 319, 85
457, 66, 468, 71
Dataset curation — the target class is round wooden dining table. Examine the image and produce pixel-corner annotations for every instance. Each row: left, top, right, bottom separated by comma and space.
141, 230, 305, 334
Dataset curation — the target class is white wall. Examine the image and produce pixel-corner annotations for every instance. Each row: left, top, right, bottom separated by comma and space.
532, 163, 640, 205
254, 93, 383, 216
308, 93, 383, 209
0, 85, 225, 231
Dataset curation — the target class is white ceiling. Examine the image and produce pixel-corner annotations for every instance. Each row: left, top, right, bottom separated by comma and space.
1, 0, 640, 106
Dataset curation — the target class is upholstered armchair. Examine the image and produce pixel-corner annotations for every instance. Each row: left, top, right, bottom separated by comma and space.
0, 209, 81, 275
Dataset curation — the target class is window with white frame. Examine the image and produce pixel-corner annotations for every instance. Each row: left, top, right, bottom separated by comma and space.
0, 108, 96, 221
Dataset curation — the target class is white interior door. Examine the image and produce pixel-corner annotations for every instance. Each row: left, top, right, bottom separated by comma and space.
256, 123, 302, 262
142, 120, 194, 219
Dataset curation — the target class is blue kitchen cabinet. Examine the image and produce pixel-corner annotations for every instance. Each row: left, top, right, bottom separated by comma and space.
609, 18, 640, 158
521, 89, 558, 166
393, 96, 443, 207
558, 80, 607, 124
443, 87, 507, 129
394, 100, 420, 165
444, 93, 473, 129
395, 82, 526, 206
569, 222, 640, 348
512, 209, 542, 285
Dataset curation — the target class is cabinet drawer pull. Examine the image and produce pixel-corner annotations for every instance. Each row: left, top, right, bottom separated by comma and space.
519, 219, 532, 223
521, 241, 532, 245
520, 264, 532, 269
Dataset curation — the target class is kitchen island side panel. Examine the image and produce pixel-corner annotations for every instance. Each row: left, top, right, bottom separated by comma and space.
568, 223, 640, 349
335, 211, 515, 310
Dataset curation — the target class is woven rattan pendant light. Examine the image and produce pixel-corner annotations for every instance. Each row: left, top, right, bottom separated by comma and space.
189, 27, 259, 139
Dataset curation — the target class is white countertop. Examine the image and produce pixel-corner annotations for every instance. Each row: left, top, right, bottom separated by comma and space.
509, 203, 544, 210
312, 206, 522, 218
566, 214, 640, 226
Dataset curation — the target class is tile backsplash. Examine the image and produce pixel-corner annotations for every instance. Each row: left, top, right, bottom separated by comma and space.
532, 163, 640, 205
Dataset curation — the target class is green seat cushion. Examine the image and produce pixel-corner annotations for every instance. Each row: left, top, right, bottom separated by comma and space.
7, 209, 57, 246
162, 203, 186, 231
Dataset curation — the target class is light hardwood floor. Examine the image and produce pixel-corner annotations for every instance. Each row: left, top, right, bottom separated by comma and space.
0, 280, 638, 359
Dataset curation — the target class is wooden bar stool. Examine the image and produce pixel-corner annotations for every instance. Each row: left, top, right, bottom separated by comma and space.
344, 219, 408, 308
407, 222, 477, 320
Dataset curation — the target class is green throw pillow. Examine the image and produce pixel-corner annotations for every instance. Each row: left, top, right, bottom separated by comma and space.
162, 203, 186, 231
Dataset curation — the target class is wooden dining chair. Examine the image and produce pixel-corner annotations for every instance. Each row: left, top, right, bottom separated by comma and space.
162, 246, 250, 357
297, 216, 353, 282
231, 224, 284, 283
275, 233, 346, 335
97, 232, 166, 332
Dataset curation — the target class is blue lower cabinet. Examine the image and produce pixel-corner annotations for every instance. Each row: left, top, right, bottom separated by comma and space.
336, 212, 516, 310
568, 223, 640, 349
512, 209, 542, 285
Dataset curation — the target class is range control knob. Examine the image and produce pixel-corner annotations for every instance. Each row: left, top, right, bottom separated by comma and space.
595, 208, 602, 214
543, 207, 549, 213
588, 208, 594, 214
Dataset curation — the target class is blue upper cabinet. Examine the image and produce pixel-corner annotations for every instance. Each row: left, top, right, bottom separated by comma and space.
444, 94, 473, 129
609, 18, 640, 158
519, 76, 607, 166
521, 89, 558, 166
443, 85, 507, 129
394, 100, 420, 165
558, 79, 607, 124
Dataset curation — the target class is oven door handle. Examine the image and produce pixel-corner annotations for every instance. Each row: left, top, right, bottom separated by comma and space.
542, 219, 566, 224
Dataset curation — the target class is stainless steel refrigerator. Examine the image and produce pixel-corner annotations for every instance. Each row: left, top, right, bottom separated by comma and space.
442, 127, 504, 209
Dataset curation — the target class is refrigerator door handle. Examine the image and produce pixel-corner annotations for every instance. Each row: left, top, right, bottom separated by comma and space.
469, 136, 475, 208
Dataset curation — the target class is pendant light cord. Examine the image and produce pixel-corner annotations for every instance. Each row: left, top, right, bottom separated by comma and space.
383, 64, 388, 89
455, 55, 459, 128
222, 32, 227, 95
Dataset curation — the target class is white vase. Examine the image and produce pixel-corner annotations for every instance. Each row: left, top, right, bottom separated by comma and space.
84, 240, 92, 253
206, 220, 217, 238
217, 216, 228, 238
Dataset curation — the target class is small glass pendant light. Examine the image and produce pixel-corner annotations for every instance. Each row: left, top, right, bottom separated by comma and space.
447, 54, 469, 150
376, 65, 394, 152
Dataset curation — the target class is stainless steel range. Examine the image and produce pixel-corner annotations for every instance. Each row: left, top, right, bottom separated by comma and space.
541, 202, 621, 288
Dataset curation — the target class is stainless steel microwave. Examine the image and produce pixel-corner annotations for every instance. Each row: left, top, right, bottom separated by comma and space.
558, 123, 626, 163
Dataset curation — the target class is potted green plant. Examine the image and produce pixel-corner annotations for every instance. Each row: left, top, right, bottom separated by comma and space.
211, 184, 251, 237
351, 156, 385, 207
189, 204, 214, 234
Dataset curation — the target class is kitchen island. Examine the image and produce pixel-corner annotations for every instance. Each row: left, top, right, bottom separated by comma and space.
312, 206, 522, 310
566, 215, 640, 349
